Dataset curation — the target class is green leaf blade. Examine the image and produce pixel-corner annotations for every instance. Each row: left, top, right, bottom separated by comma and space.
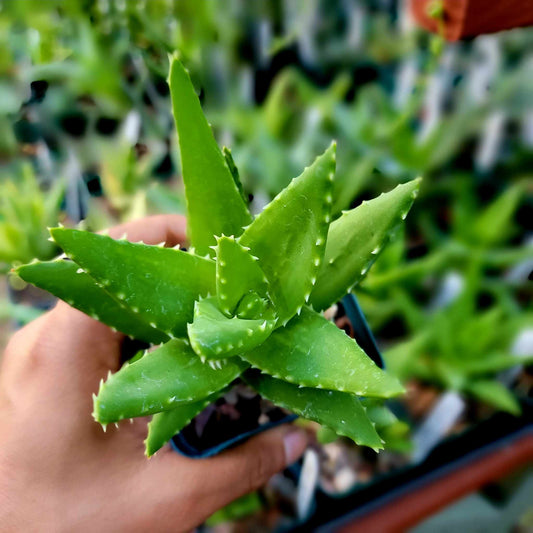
16, 260, 168, 344
310, 178, 421, 311
169, 56, 252, 256
50, 228, 215, 337
459, 353, 533, 376
94, 339, 248, 424
240, 308, 403, 398
146, 387, 227, 457
216, 235, 269, 316
187, 297, 275, 360
239, 143, 336, 324
465, 380, 521, 416
472, 181, 526, 246
244, 371, 383, 450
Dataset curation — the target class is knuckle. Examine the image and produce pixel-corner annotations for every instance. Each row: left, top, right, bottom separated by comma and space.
4, 327, 27, 356
3, 316, 51, 373
246, 442, 279, 492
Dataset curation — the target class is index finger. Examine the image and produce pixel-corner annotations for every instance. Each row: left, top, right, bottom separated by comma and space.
107, 214, 187, 247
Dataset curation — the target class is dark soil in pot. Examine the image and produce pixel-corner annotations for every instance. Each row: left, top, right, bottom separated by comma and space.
174, 381, 293, 455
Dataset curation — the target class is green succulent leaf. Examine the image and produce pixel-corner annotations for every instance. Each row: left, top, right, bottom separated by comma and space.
465, 380, 521, 416
361, 400, 400, 430
50, 228, 215, 337
458, 353, 533, 376
359, 400, 411, 450
215, 235, 269, 316
94, 339, 248, 424
239, 143, 336, 324
241, 307, 403, 398
206, 492, 262, 526
16, 259, 168, 344
472, 181, 526, 246
235, 292, 270, 319
187, 297, 276, 360
222, 146, 247, 204
316, 426, 340, 444
310, 178, 421, 311
244, 371, 383, 450
146, 387, 228, 457
169, 56, 252, 256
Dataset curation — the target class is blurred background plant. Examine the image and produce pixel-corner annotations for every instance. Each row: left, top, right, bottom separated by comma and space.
0, 162, 63, 273
0, 0, 531, 528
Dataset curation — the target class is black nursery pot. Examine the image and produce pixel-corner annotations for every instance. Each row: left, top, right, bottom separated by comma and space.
171, 294, 385, 458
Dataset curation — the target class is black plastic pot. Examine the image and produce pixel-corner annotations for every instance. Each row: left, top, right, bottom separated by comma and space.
172, 294, 385, 458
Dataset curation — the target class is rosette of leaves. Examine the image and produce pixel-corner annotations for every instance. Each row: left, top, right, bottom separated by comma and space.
384, 303, 532, 416
17, 56, 421, 457
0, 164, 64, 273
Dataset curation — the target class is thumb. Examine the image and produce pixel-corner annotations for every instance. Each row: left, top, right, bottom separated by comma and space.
206, 425, 309, 501
144, 425, 308, 526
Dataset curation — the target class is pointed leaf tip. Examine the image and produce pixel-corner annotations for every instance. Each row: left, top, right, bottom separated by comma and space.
244, 371, 382, 449
169, 57, 252, 256
239, 145, 336, 324
49, 228, 215, 337
310, 178, 421, 311
94, 339, 247, 423
216, 236, 270, 316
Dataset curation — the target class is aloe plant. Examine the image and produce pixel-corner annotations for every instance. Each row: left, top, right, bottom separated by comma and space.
16, 56, 420, 456
0, 164, 64, 273
384, 301, 532, 416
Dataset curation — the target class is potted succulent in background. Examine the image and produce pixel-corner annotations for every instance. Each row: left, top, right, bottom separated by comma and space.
0, 163, 64, 321
364, 176, 532, 423
0, 163, 63, 274
16, 55, 421, 460
289, 174, 533, 529
385, 296, 532, 417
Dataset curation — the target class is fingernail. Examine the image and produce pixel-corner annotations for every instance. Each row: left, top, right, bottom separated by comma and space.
283, 429, 308, 466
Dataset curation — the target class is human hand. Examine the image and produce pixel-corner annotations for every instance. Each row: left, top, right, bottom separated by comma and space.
0, 215, 308, 532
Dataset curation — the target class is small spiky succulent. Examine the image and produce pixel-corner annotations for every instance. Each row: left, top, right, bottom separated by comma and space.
17, 56, 420, 456
0, 163, 64, 273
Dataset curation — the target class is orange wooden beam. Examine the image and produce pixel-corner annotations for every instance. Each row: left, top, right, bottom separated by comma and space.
410, 0, 533, 41
338, 433, 533, 533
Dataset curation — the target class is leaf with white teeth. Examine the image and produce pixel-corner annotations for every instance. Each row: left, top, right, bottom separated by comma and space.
240, 307, 403, 398
16, 259, 168, 344
215, 235, 270, 316
94, 339, 248, 424
243, 371, 383, 450
310, 179, 421, 311
50, 228, 215, 337
187, 297, 276, 360
239, 143, 336, 324
169, 56, 252, 256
